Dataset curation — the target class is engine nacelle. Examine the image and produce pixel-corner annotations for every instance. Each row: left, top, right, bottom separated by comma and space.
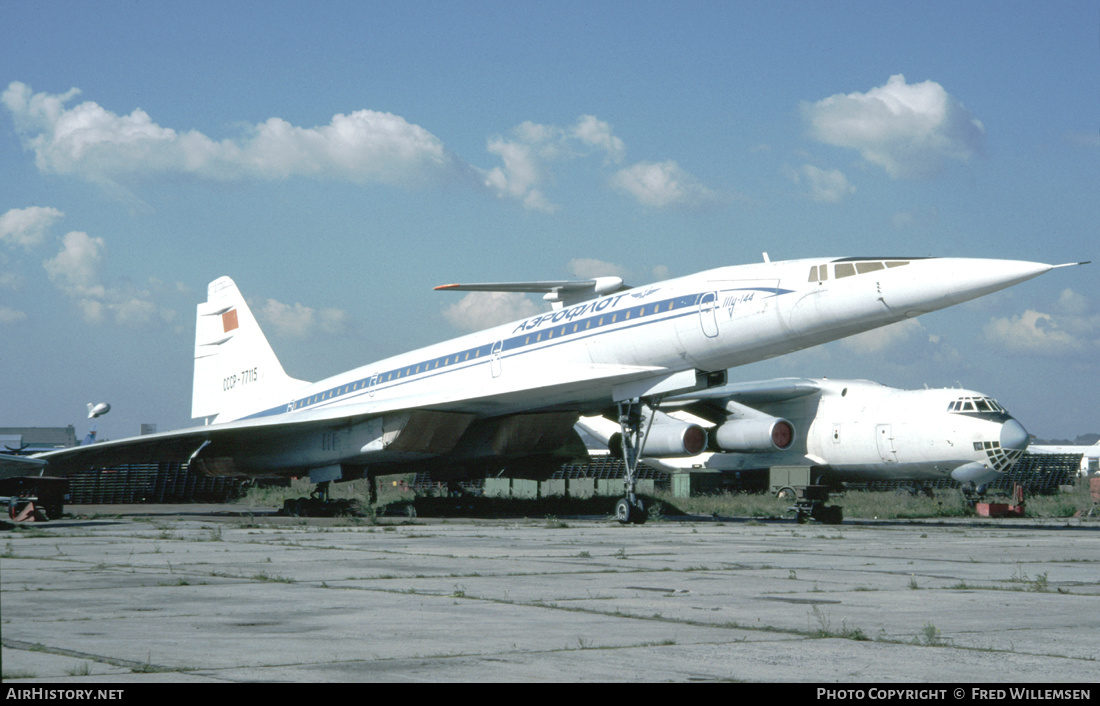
608, 419, 708, 458
714, 417, 795, 453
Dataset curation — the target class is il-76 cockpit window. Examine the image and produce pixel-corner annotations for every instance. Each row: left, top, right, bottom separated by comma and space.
809, 260, 910, 282
947, 396, 1006, 414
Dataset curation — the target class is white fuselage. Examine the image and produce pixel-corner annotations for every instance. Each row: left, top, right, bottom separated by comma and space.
600, 379, 1029, 486
233, 257, 1051, 424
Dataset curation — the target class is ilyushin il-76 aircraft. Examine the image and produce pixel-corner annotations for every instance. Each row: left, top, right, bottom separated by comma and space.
577, 377, 1031, 497
31, 255, 1085, 523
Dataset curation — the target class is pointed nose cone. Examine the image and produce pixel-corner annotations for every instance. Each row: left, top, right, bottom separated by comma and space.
875, 258, 1060, 321
948, 259, 1054, 305
1000, 418, 1030, 452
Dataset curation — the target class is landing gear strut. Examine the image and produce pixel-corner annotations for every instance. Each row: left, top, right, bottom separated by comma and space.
959, 482, 988, 505
615, 398, 653, 525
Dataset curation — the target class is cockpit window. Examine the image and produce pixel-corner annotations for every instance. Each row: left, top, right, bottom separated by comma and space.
836, 260, 907, 279
835, 262, 856, 278
948, 396, 1007, 414
810, 260, 909, 282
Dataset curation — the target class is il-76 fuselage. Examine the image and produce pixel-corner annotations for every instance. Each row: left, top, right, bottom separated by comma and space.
233, 256, 1056, 427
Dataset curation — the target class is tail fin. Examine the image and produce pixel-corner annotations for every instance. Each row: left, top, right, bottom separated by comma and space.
192, 276, 310, 423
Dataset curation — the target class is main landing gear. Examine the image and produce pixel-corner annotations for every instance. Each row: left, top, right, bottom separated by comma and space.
615, 398, 652, 525
282, 478, 376, 518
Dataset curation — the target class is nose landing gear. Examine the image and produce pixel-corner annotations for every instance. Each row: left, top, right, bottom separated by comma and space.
615, 398, 652, 525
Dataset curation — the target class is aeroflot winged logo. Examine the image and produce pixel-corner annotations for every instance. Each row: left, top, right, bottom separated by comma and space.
222, 309, 239, 333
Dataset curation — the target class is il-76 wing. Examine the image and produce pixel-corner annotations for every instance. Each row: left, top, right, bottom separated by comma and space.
664, 377, 823, 407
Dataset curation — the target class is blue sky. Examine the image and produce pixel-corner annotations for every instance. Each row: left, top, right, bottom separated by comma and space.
2, 0, 1097, 442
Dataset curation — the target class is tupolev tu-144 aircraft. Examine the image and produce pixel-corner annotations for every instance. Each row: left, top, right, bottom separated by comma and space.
28, 255, 1085, 523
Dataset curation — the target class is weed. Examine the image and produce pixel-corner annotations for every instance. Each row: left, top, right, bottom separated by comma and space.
250, 572, 294, 583
840, 621, 869, 641
1008, 563, 1049, 591
916, 622, 946, 646
808, 606, 867, 641
810, 605, 831, 637
66, 662, 92, 677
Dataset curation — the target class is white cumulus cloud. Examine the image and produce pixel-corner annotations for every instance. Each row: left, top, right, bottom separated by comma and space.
482, 115, 629, 212
1, 206, 64, 250
41, 229, 181, 326
984, 310, 1082, 354
840, 318, 925, 354
484, 135, 557, 213
788, 164, 856, 203
610, 160, 717, 208
568, 257, 631, 280
3, 81, 462, 188
0, 305, 27, 325
254, 298, 349, 339
43, 230, 106, 301
441, 291, 541, 332
571, 115, 625, 163
803, 74, 985, 179
983, 289, 1099, 355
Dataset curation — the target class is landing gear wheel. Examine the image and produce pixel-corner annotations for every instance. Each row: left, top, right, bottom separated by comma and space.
615, 498, 632, 524
615, 497, 647, 525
